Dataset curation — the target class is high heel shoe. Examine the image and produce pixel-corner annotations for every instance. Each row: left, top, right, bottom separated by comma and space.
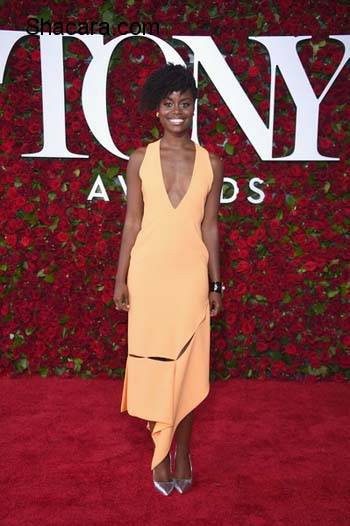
152, 452, 175, 496
174, 448, 192, 494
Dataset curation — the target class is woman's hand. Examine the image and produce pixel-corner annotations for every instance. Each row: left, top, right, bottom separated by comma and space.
114, 280, 130, 311
209, 291, 223, 316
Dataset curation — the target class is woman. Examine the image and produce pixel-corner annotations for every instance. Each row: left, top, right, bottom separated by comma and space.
114, 63, 224, 495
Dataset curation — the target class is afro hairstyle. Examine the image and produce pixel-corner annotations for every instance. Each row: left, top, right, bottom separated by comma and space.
138, 62, 197, 112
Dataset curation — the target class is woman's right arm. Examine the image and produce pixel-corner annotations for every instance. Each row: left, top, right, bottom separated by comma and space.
114, 147, 146, 310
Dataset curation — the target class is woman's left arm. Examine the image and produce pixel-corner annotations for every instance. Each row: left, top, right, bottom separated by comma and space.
201, 152, 224, 316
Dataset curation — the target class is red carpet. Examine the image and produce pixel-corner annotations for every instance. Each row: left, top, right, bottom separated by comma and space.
0, 376, 349, 526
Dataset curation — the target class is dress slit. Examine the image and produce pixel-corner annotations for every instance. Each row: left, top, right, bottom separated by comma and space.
148, 302, 210, 470
120, 138, 213, 471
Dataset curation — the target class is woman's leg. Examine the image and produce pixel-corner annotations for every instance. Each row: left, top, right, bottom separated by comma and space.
148, 420, 172, 481
174, 410, 194, 478
149, 409, 194, 480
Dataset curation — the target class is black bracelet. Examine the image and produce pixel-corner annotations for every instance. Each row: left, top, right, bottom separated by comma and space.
209, 281, 225, 294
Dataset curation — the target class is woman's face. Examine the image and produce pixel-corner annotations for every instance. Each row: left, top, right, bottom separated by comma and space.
157, 89, 195, 133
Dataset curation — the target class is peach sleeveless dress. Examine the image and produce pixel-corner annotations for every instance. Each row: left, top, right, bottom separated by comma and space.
120, 137, 214, 470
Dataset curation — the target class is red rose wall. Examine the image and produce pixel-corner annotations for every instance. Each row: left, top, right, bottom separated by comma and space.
0, 0, 349, 382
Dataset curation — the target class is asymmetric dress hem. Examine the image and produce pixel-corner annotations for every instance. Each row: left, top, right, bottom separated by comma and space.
120, 138, 214, 471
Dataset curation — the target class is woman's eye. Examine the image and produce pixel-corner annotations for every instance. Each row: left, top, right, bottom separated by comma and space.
162, 101, 191, 109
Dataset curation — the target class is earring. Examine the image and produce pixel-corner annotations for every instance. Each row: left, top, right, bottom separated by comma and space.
156, 111, 159, 118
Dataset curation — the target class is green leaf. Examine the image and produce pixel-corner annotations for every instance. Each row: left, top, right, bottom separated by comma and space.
215, 122, 226, 133
294, 245, 303, 257
15, 357, 28, 372
285, 193, 296, 207
39, 367, 49, 378
311, 303, 326, 315
257, 12, 265, 30
48, 216, 59, 232
270, 351, 282, 361
106, 165, 119, 178
282, 292, 292, 303
255, 294, 267, 302
73, 357, 83, 372
224, 142, 234, 155
327, 289, 339, 298
311, 40, 327, 55
37, 6, 53, 20
339, 283, 350, 295
331, 122, 342, 134
101, 10, 115, 25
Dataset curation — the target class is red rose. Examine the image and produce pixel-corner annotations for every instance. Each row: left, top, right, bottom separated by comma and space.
247, 65, 259, 77
57, 232, 69, 243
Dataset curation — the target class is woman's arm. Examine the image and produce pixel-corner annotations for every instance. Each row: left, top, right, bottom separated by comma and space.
115, 147, 145, 286
201, 152, 224, 282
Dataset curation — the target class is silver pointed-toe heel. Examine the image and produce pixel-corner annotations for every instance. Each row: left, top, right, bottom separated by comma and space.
174, 449, 192, 494
152, 452, 175, 496
153, 478, 175, 496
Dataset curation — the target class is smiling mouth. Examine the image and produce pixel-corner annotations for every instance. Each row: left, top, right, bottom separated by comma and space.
168, 118, 185, 125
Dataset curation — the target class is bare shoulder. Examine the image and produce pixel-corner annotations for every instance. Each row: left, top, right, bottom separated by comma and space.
128, 145, 147, 166
125, 145, 148, 185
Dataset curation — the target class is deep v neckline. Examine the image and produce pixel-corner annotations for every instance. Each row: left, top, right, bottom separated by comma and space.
158, 138, 198, 211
